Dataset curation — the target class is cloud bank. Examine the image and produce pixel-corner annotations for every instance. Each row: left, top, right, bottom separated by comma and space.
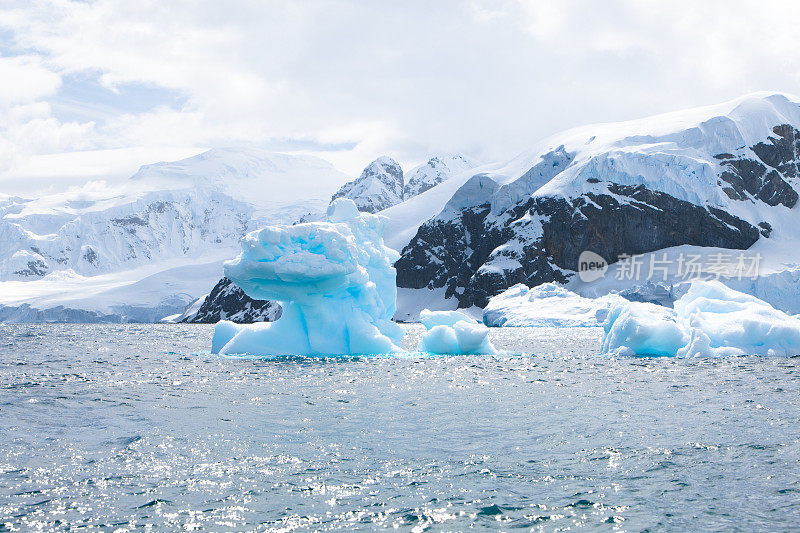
1, 0, 799, 192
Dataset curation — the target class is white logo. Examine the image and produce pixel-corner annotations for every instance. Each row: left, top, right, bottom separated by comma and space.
578, 250, 608, 282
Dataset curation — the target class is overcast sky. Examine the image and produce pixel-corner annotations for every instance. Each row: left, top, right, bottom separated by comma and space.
1, 0, 799, 194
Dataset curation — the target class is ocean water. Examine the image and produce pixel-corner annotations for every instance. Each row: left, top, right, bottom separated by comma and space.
1, 324, 799, 532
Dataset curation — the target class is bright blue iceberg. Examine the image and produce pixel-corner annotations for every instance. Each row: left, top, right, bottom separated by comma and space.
417, 309, 498, 355
211, 198, 404, 356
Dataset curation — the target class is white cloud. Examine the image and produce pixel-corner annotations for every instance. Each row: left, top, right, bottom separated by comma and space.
0, 0, 799, 187
0, 53, 94, 174
0, 55, 61, 105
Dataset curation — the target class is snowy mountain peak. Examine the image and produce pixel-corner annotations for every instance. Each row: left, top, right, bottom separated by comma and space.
331, 156, 404, 213
372, 155, 401, 168
403, 154, 478, 199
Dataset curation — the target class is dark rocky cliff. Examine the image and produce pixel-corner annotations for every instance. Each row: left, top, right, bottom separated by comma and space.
180, 277, 281, 324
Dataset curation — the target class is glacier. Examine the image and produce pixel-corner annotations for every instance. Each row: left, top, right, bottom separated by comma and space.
417, 309, 497, 355
211, 199, 404, 356
599, 279, 800, 357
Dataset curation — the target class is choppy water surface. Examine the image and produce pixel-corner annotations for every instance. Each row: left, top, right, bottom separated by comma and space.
1, 324, 799, 531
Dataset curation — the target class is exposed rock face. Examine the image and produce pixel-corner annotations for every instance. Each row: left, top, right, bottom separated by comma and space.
717, 125, 800, 207
331, 157, 404, 213
528, 185, 760, 271
403, 155, 476, 199
179, 277, 281, 324
396, 117, 800, 308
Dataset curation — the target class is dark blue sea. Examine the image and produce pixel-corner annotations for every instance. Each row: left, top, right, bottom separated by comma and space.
1, 324, 799, 531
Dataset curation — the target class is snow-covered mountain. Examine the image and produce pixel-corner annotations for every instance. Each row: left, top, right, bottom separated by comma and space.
0, 148, 349, 322
393, 92, 800, 311
331, 156, 404, 213
0, 187, 251, 280
403, 155, 477, 198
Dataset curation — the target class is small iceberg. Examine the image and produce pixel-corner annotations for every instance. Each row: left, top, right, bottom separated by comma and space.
600, 279, 800, 357
211, 198, 404, 356
418, 309, 497, 355
483, 282, 622, 327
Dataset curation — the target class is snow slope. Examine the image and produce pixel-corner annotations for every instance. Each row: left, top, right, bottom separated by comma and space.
382, 151, 555, 253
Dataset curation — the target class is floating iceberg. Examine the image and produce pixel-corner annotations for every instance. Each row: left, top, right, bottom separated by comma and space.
483, 282, 623, 327
600, 279, 800, 357
418, 309, 497, 354
211, 198, 404, 356
598, 300, 687, 357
